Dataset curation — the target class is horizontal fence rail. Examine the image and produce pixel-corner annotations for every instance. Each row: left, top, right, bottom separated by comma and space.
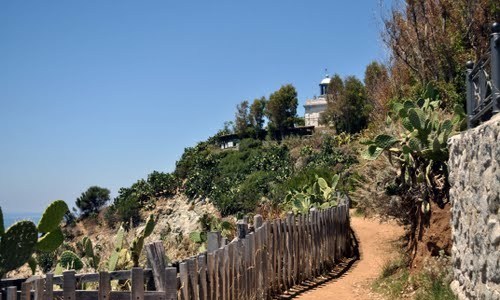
466, 23, 500, 128
1, 205, 355, 300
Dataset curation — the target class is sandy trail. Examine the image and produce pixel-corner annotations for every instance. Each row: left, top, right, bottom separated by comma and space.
295, 214, 404, 300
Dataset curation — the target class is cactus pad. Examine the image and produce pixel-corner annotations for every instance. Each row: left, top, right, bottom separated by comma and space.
59, 250, 83, 271
189, 231, 204, 243
0, 220, 38, 276
37, 227, 64, 252
143, 215, 156, 238
84, 238, 94, 258
38, 200, 68, 233
114, 226, 125, 251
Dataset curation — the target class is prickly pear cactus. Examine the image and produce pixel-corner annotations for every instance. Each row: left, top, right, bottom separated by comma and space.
143, 215, 156, 238
37, 228, 64, 252
130, 214, 156, 267
0, 200, 68, 277
0, 221, 38, 277
108, 226, 126, 271
37, 200, 69, 233
59, 250, 83, 271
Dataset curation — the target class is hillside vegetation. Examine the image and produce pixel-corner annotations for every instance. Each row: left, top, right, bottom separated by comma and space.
2, 1, 499, 298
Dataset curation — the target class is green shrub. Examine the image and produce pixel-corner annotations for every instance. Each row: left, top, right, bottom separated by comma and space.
112, 189, 142, 227
306, 135, 357, 169
147, 171, 179, 197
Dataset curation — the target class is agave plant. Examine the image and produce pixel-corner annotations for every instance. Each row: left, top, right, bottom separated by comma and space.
0, 200, 68, 278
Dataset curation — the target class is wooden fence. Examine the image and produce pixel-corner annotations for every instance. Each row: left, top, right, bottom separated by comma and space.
0, 204, 354, 300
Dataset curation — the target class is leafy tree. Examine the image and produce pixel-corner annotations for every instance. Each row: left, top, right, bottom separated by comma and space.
249, 97, 267, 130
326, 74, 344, 104
235, 100, 250, 136
322, 75, 371, 134
266, 84, 298, 140
382, 0, 499, 107
76, 186, 110, 216
364, 61, 390, 119
147, 171, 178, 197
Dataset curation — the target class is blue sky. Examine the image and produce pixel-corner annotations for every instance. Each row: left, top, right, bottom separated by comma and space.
0, 1, 390, 213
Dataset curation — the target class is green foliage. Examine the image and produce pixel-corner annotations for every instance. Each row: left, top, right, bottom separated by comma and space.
322, 75, 371, 134
305, 135, 357, 169
76, 186, 110, 217
0, 200, 68, 278
111, 192, 142, 227
36, 251, 55, 273
266, 84, 298, 140
147, 171, 179, 197
249, 97, 267, 134
108, 171, 178, 228
284, 175, 344, 214
198, 214, 235, 238
362, 92, 466, 231
59, 250, 83, 271
235, 100, 251, 136
76, 237, 101, 270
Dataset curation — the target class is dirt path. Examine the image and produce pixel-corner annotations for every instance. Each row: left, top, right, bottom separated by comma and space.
295, 214, 404, 300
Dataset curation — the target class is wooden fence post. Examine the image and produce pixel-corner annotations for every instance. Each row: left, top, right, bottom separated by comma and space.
187, 257, 198, 299
131, 268, 144, 300
6, 286, 16, 300
45, 273, 54, 300
179, 262, 189, 300
207, 253, 215, 300
146, 242, 168, 292
207, 232, 222, 253
165, 267, 178, 300
198, 255, 207, 300
63, 271, 76, 300
98, 271, 111, 300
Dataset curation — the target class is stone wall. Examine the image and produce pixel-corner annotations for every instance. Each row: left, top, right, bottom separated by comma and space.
448, 114, 500, 300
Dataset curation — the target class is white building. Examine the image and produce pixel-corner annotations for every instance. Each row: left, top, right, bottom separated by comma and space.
304, 75, 330, 127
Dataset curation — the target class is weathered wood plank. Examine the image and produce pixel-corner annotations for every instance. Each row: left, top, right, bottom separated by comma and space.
45, 273, 53, 300
131, 268, 145, 300
179, 262, 189, 300
63, 271, 76, 300
146, 242, 168, 292
7, 286, 16, 300
98, 271, 111, 300
207, 232, 222, 253
253, 227, 262, 299
216, 249, 225, 300
198, 255, 207, 300
33, 278, 43, 300
187, 258, 198, 300
207, 253, 215, 300
165, 268, 177, 300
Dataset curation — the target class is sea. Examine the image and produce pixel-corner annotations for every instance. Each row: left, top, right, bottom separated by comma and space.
3, 212, 41, 228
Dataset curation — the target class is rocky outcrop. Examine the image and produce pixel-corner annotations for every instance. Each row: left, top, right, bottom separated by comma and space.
448, 114, 500, 300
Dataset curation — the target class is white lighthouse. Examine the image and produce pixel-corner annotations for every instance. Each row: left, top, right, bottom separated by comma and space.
304, 73, 330, 127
